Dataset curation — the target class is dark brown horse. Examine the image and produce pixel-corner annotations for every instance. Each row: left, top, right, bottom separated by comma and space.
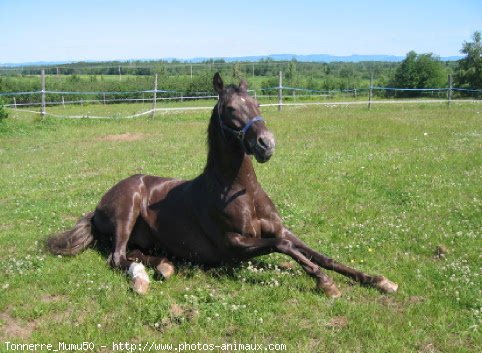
47, 73, 398, 297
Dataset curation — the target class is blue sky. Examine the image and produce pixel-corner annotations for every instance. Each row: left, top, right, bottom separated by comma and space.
0, 0, 480, 63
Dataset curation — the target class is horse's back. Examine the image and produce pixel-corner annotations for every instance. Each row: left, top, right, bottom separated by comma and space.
95, 174, 177, 209
92, 174, 183, 236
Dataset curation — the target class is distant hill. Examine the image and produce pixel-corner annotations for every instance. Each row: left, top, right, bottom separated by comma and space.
188, 54, 412, 63
0, 54, 463, 67
184, 53, 463, 63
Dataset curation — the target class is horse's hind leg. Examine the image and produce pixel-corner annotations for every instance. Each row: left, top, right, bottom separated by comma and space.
110, 220, 151, 295
110, 224, 150, 294
282, 228, 398, 293
127, 249, 175, 279
96, 202, 151, 295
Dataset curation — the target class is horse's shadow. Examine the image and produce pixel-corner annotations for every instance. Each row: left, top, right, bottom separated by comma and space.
92, 238, 303, 289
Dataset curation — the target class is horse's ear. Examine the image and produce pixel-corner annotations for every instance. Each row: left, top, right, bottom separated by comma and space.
213, 72, 224, 95
239, 79, 248, 92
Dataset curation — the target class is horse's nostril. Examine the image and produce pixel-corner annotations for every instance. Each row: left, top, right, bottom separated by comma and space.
257, 137, 269, 149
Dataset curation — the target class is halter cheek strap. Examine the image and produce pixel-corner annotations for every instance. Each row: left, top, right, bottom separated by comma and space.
221, 116, 264, 142
217, 102, 264, 143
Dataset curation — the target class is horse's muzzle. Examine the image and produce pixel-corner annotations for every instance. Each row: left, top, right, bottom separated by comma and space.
253, 132, 275, 163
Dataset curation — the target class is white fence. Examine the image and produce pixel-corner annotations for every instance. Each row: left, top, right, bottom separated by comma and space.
2, 71, 481, 119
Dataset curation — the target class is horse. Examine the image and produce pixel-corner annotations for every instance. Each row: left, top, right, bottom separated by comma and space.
47, 72, 398, 297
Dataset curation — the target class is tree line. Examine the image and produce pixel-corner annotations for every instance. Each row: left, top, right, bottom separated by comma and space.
0, 31, 480, 104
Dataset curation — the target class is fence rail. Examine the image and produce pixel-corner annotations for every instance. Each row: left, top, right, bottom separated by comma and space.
1, 71, 481, 118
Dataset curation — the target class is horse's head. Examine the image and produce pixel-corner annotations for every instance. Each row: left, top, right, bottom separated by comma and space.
213, 72, 275, 163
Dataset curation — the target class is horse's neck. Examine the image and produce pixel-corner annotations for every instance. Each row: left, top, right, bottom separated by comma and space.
207, 145, 257, 187
205, 115, 258, 188
230, 155, 257, 187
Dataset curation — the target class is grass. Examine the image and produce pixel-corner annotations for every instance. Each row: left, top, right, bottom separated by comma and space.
0, 103, 480, 352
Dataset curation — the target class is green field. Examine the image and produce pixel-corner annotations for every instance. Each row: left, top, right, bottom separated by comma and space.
0, 103, 480, 352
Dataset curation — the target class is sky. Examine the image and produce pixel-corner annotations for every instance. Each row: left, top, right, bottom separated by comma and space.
0, 0, 480, 63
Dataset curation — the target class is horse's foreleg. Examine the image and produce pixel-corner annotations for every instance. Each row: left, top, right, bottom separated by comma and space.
127, 249, 175, 279
226, 233, 341, 298
281, 228, 398, 293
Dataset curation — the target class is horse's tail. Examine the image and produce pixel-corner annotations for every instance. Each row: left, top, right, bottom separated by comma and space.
46, 212, 95, 256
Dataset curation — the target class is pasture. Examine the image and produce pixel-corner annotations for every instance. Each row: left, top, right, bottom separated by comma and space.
0, 103, 480, 352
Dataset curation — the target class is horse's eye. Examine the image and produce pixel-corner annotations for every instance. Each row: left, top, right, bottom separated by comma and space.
226, 106, 235, 113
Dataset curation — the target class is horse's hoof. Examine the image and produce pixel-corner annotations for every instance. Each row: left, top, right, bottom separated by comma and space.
156, 261, 175, 279
129, 262, 150, 295
319, 282, 342, 298
374, 276, 398, 293
131, 277, 149, 295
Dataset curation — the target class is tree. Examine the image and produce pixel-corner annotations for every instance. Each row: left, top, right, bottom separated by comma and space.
0, 98, 8, 121
232, 63, 241, 79
286, 60, 297, 82
456, 31, 482, 89
390, 51, 446, 96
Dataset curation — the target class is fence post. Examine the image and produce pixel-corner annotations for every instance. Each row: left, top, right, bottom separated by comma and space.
13, 97, 17, 109
62, 96, 65, 109
41, 69, 46, 118
447, 74, 452, 107
190, 65, 193, 81
368, 74, 373, 110
278, 71, 283, 112
103, 93, 106, 105
151, 73, 158, 118
118, 65, 122, 82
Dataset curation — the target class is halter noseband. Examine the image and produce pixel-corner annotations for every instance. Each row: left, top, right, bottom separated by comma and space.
216, 101, 264, 143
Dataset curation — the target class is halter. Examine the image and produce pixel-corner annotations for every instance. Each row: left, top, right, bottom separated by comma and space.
216, 101, 264, 143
